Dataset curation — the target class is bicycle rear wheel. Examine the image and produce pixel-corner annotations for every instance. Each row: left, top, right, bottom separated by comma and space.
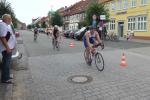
95, 53, 104, 71
113, 35, 119, 41
84, 49, 92, 65
52, 39, 55, 50
34, 35, 37, 42
56, 41, 60, 51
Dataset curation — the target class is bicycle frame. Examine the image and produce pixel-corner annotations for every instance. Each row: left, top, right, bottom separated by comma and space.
34, 34, 38, 41
52, 38, 60, 51
84, 44, 104, 71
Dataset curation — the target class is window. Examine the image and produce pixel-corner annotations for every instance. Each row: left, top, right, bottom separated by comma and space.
137, 16, 147, 31
106, 23, 109, 30
110, 20, 115, 30
128, 16, 147, 31
123, 0, 128, 9
128, 17, 136, 31
118, 0, 122, 10
111, 1, 116, 11
141, 0, 147, 6
131, 0, 136, 8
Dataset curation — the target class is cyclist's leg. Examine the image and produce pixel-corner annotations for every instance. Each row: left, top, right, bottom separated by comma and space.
89, 38, 96, 55
83, 38, 91, 62
56, 37, 58, 48
52, 38, 55, 49
34, 33, 37, 41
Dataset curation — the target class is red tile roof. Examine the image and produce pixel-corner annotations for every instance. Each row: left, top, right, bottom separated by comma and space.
62, 0, 91, 16
98, 0, 112, 3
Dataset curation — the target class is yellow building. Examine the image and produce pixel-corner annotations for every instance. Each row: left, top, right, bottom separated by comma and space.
99, 0, 150, 39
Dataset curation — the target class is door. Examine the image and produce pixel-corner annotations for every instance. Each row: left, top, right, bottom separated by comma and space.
118, 22, 124, 37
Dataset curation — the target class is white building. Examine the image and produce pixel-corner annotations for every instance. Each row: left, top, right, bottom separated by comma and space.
69, 13, 85, 30
62, 0, 90, 31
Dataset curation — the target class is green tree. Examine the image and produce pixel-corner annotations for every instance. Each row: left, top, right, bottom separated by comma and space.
78, 20, 88, 29
27, 24, 32, 29
31, 24, 35, 28
35, 23, 40, 28
51, 11, 63, 27
0, 1, 17, 28
85, 2, 109, 26
41, 22, 47, 28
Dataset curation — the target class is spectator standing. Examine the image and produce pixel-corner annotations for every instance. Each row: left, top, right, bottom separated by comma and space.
0, 14, 16, 84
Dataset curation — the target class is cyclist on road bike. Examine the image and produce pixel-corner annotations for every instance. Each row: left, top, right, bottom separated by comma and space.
52, 26, 59, 40
52, 26, 60, 48
34, 27, 38, 37
83, 26, 103, 55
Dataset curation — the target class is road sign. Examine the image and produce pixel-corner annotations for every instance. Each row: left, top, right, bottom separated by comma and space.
100, 15, 106, 20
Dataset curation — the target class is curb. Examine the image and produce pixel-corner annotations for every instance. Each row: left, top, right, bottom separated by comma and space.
11, 34, 29, 100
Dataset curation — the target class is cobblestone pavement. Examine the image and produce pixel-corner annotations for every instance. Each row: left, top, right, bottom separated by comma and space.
0, 83, 12, 100
23, 50, 150, 100
13, 30, 150, 100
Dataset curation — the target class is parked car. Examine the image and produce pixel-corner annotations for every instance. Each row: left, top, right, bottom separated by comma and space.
69, 30, 78, 39
74, 27, 89, 40
77, 27, 89, 40
63, 30, 71, 38
74, 27, 86, 39
7, 24, 22, 60
38, 28, 45, 33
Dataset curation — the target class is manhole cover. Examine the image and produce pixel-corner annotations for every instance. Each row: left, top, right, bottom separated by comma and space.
68, 75, 93, 84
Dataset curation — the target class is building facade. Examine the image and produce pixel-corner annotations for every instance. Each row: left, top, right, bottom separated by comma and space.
61, 0, 90, 31
100, 0, 150, 39
68, 0, 89, 31
0, 0, 5, 2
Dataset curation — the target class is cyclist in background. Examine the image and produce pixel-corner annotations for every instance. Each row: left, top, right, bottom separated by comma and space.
53, 26, 59, 40
34, 27, 38, 41
52, 26, 60, 48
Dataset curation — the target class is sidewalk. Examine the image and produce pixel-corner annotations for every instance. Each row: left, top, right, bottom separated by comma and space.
0, 82, 12, 100
119, 37, 150, 44
0, 36, 25, 100
130, 38, 150, 44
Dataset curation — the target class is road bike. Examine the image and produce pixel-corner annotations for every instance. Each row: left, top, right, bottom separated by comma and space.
105, 31, 119, 41
34, 34, 38, 42
52, 37, 60, 51
84, 43, 104, 71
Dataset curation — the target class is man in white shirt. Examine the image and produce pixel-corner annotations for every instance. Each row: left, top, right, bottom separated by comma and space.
0, 14, 16, 84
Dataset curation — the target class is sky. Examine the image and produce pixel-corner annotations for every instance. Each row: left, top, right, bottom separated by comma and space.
7, 0, 81, 25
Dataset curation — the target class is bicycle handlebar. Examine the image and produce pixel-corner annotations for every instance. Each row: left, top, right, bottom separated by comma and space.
92, 43, 104, 50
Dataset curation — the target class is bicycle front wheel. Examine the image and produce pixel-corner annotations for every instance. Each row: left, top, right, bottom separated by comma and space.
95, 53, 104, 71
84, 49, 92, 65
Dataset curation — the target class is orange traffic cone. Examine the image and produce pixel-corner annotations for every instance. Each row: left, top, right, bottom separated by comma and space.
120, 52, 127, 67
69, 41, 75, 48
